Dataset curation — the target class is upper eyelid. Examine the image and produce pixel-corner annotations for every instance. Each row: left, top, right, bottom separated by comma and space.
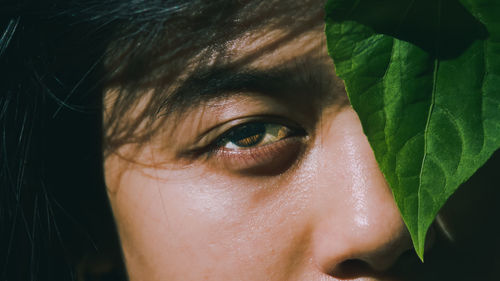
217, 121, 286, 138
200, 116, 304, 144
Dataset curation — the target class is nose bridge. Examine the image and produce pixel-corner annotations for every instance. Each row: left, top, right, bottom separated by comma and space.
311, 108, 412, 274
341, 131, 378, 231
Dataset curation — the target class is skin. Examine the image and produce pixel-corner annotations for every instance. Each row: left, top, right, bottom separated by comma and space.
103, 1, 500, 280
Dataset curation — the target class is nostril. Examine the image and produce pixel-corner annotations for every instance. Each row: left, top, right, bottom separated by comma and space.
328, 259, 372, 279
327, 249, 427, 280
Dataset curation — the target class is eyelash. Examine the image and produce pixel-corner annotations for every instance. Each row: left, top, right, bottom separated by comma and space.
216, 123, 296, 149
207, 121, 307, 174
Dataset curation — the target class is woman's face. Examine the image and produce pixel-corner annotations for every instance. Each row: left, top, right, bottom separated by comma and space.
102, 1, 498, 280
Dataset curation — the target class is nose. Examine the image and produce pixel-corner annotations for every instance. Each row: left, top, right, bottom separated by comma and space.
311, 108, 413, 277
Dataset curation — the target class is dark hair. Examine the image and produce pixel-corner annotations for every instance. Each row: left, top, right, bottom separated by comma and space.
2, 2, 119, 280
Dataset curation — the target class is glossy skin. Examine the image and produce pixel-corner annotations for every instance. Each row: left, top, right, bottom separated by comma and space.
102, 1, 498, 280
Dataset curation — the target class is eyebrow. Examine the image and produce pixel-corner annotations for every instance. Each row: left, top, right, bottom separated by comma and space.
157, 61, 342, 116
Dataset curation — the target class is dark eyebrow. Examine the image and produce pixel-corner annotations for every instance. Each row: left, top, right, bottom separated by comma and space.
157, 62, 343, 116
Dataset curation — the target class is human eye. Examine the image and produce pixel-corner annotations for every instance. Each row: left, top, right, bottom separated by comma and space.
217, 122, 297, 150
204, 120, 308, 175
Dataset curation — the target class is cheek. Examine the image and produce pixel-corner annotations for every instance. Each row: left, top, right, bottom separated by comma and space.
105, 159, 317, 280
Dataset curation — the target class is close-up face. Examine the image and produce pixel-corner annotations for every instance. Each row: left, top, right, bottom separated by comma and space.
5, 1, 500, 281
101, 1, 499, 280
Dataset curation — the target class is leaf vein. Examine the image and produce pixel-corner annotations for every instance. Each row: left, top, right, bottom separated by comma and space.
418, 57, 439, 250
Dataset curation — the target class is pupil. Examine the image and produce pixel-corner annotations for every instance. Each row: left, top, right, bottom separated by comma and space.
228, 123, 266, 147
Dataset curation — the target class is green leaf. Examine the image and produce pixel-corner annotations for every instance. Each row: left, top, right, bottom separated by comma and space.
325, 0, 500, 260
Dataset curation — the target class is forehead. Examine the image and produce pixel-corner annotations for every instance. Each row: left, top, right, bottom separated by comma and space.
198, 0, 325, 67
129, 2, 326, 93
